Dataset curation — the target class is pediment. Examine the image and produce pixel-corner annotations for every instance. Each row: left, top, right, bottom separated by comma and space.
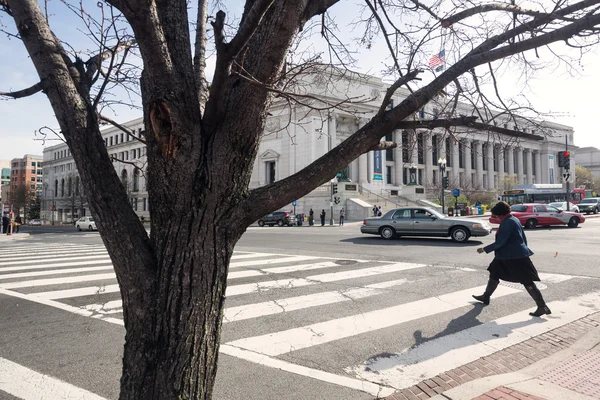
260, 149, 280, 160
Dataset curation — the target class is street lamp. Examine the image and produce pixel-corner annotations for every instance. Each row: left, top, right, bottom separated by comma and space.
438, 157, 447, 214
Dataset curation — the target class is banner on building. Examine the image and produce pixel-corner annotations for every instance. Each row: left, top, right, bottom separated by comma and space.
373, 151, 383, 181
548, 154, 555, 184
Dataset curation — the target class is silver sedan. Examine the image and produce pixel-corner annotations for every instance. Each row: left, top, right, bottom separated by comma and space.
360, 207, 493, 243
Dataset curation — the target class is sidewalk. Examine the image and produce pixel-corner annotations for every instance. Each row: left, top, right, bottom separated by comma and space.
384, 312, 600, 400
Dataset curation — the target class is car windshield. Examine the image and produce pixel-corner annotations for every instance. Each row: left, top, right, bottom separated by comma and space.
580, 199, 597, 204
426, 209, 446, 219
89, 218, 95, 222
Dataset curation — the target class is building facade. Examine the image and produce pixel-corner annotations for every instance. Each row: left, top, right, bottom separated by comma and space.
42, 118, 148, 223
574, 147, 600, 185
8, 154, 43, 207
249, 71, 576, 208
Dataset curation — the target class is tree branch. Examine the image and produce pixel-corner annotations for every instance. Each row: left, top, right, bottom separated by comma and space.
194, 0, 209, 113
227, 0, 275, 59
99, 114, 147, 145
377, 69, 422, 116
85, 39, 136, 81
0, 81, 44, 98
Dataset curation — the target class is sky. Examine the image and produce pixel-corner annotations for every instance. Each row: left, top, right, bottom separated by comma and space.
0, 1, 598, 161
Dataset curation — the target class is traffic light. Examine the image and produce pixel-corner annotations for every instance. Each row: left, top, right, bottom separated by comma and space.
332, 184, 338, 194
442, 177, 449, 189
558, 151, 571, 168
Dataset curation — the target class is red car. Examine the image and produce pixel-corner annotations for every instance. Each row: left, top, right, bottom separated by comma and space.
489, 203, 585, 229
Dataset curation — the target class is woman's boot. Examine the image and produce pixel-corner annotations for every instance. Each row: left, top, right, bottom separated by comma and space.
525, 284, 551, 317
472, 278, 499, 305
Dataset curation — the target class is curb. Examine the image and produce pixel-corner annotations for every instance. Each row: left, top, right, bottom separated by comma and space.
385, 312, 600, 400
0, 233, 31, 241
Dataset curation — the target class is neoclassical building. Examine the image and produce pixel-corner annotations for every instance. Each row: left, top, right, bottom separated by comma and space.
42, 70, 576, 222
250, 70, 575, 200
42, 118, 148, 223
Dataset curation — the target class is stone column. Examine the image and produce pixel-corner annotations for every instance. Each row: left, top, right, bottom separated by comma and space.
526, 148, 534, 184
451, 139, 460, 185
367, 151, 374, 183
486, 143, 495, 190
507, 147, 515, 176
424, 133, 433, 186
463, 140, 472, 187
534, 151, 542, 183
497, 145, 505, 189
358, 119, 369, 185
410, 130, 419, 166
473, 141, 483, 188
394, 130, 403, 186
517, 147, 524, 185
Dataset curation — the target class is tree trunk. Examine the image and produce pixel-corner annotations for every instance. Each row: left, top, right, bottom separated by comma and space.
118, 217, 238, 400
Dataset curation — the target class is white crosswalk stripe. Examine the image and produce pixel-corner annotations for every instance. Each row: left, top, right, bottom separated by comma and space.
0, 242, 596, 398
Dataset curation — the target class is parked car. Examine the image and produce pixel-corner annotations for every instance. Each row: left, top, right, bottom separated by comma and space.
76, 216, 97, 231
548, 202, 579, 213
577, 198, 600, 215
360, 207, 493, 243
489, 203, 585, 228
257, 211, 295, 227
29, 219, 42, 226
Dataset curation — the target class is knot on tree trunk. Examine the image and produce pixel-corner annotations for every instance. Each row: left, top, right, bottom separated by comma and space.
150, 100, 177, 159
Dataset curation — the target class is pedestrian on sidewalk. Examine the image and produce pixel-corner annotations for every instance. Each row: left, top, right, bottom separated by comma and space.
309, 208, 314, 226
339, 208, 345, 226
377, 206, 382, 217
2, 213, 8, 234
14, 215, 22, 233
320, 209, 326, 226
474, 201, 551, 317
373, 205, 377, 217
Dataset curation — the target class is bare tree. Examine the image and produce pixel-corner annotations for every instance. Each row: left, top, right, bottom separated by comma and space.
2, 0, 600, 398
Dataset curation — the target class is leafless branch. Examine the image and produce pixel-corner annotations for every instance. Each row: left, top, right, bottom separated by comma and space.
227, 0, 274, 58
99, 114, 146, 144
378, 69, 422, 116
0, 81, 44, 98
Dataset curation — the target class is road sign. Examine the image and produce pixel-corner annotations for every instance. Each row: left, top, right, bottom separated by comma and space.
452, 188, 460, 197
292, 200, 297, 206
563, 173, 571, 182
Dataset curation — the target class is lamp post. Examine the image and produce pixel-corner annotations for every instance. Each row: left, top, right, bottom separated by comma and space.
44, 187, 55, 226
438, 157, 447, 214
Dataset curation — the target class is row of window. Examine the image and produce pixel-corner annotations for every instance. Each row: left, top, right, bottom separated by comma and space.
12, 161, 41, 167
53, 128, 144, 161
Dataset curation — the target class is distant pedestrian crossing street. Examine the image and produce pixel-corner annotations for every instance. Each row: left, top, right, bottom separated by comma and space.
1, 242, 599, 397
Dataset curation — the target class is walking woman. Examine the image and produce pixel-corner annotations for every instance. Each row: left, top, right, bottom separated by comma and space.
474, 201, 551, 317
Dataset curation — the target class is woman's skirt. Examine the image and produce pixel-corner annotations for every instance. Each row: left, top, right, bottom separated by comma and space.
487, 257, 540, 284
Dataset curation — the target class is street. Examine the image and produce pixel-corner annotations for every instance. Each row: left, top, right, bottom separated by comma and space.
1, 219, 600, 400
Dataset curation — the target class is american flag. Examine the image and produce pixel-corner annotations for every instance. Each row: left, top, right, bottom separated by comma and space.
429, 50, 446, 69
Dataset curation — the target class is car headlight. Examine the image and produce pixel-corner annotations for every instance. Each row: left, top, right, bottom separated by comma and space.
472, 224, 482, 228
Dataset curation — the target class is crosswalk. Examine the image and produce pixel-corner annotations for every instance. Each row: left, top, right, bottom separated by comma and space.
1, 242, 600, 398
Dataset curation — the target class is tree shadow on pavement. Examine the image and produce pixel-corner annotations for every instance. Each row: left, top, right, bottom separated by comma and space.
358, 304, 548, 378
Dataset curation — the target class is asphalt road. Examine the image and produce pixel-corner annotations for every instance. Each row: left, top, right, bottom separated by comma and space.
1, 218, 599, 400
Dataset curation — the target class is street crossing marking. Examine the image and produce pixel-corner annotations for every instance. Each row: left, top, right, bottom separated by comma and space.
224, 285, 522, 356
0, 356, 109, 400
0, 243, 592, 398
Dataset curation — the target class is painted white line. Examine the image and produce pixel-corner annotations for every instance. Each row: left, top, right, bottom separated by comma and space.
229, 255, 320, 268
230, 253, 274, 260
83, 299, 123, 312
224, 278, 412, 323
0, 243, 94, 252
538, 272, 574, 283
0, 272, 117, 289
225, 285, 522, 356
0, 356, 108, 400
0, 259, 113, 273
226, 262, 426, 297
0, 254, 111, 266
227, 261, 340, 279
219, 345, 395, 398
35, 284, 120, 300
0, 249, 107, 262
0, 265, 114, 280
345, 291, 600, 389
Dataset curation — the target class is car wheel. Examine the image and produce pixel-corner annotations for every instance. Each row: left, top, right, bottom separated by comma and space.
525, 219, 538, 229
450, 226, 470, 243
568, 217, 579, 228
595, 208, 599, 215
77, 225, 82, 232
88, 225, 93, 231
379, 226, 396, 240
277, 220, 284, 227
258, 220, 265, 227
